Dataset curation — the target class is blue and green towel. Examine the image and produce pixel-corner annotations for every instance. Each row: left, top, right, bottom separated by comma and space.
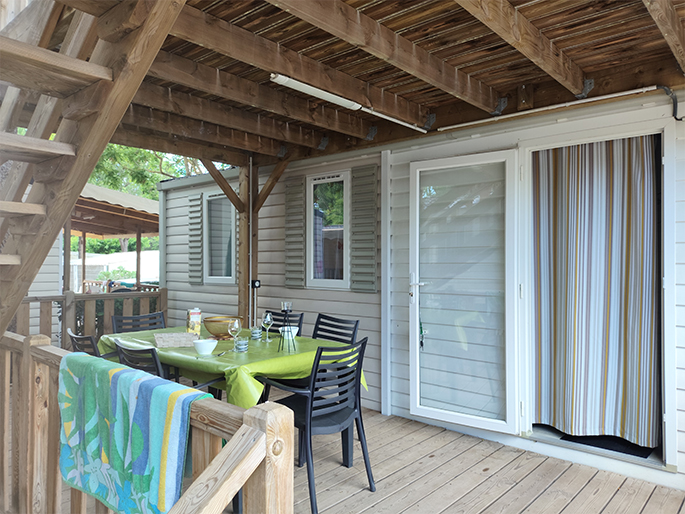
59, 353, 211, 514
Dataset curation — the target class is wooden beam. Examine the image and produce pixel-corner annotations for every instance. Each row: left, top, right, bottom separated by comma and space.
97, 0, 149, 42
642, 0, 685, 74
122, 104, 285, 157
57, 0, 120, 17
238, 165, 250, 325
201, 159, 245, 213
0, 35, 112, 98
0, 132, 75, 163
148, 51, 372, 140
0, 255, 21, 265
112, 127, 249, 166
0, 201, 46, 218
454, 0, 586, 95
268, 0, 500, 113
0, 0, 57, 41
134, 81, 323, 149
170, 5, 427, 128
253, 160, 289, 213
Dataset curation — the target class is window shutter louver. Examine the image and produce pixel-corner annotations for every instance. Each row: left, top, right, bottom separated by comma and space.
350, 164, 378, 293
188, 193, 203, 285
284, 176, 306, 289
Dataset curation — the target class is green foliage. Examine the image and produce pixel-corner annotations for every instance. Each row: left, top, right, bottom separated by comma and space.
313, 181, 344, 226
97, 266, 136, 281
71, 236, 160, 254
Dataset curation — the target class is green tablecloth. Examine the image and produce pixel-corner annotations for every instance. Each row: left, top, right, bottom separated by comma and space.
98, 327, 347, 409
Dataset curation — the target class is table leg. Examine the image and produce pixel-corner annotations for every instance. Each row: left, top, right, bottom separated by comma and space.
342, 427, 353, 468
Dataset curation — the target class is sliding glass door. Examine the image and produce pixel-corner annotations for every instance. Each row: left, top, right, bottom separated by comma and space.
409, 150, 518, 433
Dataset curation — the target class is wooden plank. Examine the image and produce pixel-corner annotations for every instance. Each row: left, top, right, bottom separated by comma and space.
95, 499, 112, 514
30, 361, 51, 514
254, 160, 289, 213
455, 0, 585, 95
201, 159, 245, 213
39, 301, 52, 337
561, 470, 627, 512
600, 477, 656, 514
169, 424, 266, 514
191, 426, 222, 481
0, 201, 46, 218
102, 298, 115, 335
170, 5, 426, 128
268, 0, 500, 113
97, 0, 149, 42
0, 0, 56, 42
0, 132, 75, 163
0, 348, 10, 514
522, 463, 597, 514
642, 0, 685, 73
238, 165, 250, 324
133, 81, 323, 149
70, 488, 87, 514
122, 104, 285, 157
46, 366, 62, 514
641, 485, 685, 513
83, 299, 96, 336
0, 255, 21, 265
122, 297, 133, 317
0, 34, 112, 98
189, 398, 245, 440
148, 51, 372, 140
111, 127, 249, 166
16, 303, 30, 335
59, 0, 119, 17
243, 403, 294, 514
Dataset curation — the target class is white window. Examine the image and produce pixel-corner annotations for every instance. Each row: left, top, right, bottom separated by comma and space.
306, 171, 350, 289
203, 193, 235, 283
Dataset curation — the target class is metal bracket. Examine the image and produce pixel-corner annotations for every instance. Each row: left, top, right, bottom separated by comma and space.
490, 97, 508, 116
575, 78, 595, 99
277, 145, 287, 158
317, 136, 329, 150
423, 113, 436, 130
365, 125, 378, 141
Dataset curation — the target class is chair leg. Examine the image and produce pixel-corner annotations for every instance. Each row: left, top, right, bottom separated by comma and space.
298, 428, 305, 468
232, 489, 243, 513
304, 429, 318, 514
209, 387, 222, 400
341, 427, 353, 467
355, 416, 375, 492
257, 383, 271, 404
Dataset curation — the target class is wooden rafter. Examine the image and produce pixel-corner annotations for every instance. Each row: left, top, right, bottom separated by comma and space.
133, 81, 323, 149
121, 105, 286, 157
642, 0, 685, 74
169, 6, 427, 128
253, 160, 289, 213
267, 0, 500, 113
454, 0, 585, 96
148, 51, 373, 140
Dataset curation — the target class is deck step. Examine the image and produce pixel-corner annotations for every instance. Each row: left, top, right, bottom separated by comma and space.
0, 255, 21, 265
0, 200, 47, 218
0, 35, 112, 98
0, 132, 76, 163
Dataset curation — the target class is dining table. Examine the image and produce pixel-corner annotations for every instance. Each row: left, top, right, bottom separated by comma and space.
98, 326, 350, 409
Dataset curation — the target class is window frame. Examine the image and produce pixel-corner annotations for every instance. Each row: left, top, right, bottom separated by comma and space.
202, 192, 236, 284
306, 170, 351, 290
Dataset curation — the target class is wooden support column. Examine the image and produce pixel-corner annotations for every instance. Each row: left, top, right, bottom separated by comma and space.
251, 166, 260, 325
63, 219, 71, 293
135, 226, 141, 290
238, 165, 250, 324
80, 230, 86, 293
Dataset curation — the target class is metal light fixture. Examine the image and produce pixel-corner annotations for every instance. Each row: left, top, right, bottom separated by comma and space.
270, 73, 427, 133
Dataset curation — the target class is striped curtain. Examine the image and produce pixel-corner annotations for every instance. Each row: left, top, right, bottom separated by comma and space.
533, 135, 660, 448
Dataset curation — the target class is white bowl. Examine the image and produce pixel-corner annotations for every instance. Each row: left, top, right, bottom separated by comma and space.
193, 339, 218, 356
278, 326, 299, 339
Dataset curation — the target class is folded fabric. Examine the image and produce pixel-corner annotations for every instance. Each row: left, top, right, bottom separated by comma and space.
59, 352, 211, 514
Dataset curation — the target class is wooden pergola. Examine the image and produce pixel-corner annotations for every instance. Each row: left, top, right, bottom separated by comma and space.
1, 0, 685, 334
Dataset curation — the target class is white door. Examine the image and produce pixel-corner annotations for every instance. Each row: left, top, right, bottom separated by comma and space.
409, 150, 518, 433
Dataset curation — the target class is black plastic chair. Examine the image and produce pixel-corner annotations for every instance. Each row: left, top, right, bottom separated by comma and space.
67, 328, 118, 359
115, 339, 166, 377
262, 310, 304, 334
112, 312, 166, 333
257, 338, 374, 514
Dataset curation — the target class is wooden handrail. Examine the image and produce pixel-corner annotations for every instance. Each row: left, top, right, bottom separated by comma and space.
0, 331, 294, 514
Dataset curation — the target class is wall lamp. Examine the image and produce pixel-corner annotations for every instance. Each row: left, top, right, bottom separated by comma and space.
270, 73, 427, 133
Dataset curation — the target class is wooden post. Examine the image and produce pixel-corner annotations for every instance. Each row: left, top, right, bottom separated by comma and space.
238, 165, 250, 324
16, 302, 29, 335
159, 287, 168, 319
63, 219, 71, 293
84, 299, 96, 336
135, 226, 141, 290
80, 230, 86, 293
63, 290, 75, 346
39, 300, 52, 338
251, 166, 260, 327
0, 347, 10, 513
30, 356, 50, 514
103, 297, 114, 334
46, 365, 62, 514
243, 403, 294, 514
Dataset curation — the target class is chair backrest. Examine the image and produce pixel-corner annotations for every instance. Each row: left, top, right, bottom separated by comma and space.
307, 337, 367, 421
67, 328, 101, 357
263, 310, 304, 333
312, 314, 359, 344
114, 340, 165, 377
112, 312, 166, 333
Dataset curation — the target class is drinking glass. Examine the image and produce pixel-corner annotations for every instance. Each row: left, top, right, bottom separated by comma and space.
262, 312, 273, 342
227, 318, 242, 344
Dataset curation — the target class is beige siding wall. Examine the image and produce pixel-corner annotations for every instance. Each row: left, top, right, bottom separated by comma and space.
27, 232, 62, 343
162, 156, 382, 410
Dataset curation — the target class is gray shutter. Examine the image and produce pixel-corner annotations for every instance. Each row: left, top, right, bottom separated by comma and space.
284, 176, 306, 289
188, 193, 203, 285
350, 164, 378, 293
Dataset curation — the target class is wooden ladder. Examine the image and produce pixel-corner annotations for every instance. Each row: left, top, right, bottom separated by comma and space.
0, 0, 187, 336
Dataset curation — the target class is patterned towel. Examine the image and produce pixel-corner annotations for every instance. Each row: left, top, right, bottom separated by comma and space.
59, 352, 211, 514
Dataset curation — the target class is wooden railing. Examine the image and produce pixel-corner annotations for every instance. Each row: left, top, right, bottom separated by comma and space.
0, 331, 294, 514
14, 288, 168, 347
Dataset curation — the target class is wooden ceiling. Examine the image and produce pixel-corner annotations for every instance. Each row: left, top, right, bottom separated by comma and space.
50, 0, 685, 166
